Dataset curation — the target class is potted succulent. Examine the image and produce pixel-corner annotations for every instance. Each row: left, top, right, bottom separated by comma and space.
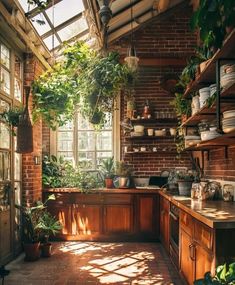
37, 211, 62, 257
15, 194, 56, 261
114, 161, 133, 188
100, 157, 115, 188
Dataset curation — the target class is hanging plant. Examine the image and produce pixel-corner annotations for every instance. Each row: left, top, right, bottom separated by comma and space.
32, 41, 135, 129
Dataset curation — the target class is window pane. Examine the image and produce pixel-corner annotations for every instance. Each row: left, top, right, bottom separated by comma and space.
97, 152, 112, 166
14, 182, 21, 206
57, 18, 88, 41
31, 14, 51, 36
0, 99, 9, 113
77, 113, 92, 130
14, 152, 21, 181
78, 131, 95, 151
14, 55, 21, 78
57, 151, 74, 162
77, 152, 95, 168
14, 78, 22, 102
1, 44, 10, 69
58, 120, 73, 131
57, 131, 73, 151
46, 0, 85, 27
0, 122, 10, 149
96, 131, 112, 151
1, 68, 10, 94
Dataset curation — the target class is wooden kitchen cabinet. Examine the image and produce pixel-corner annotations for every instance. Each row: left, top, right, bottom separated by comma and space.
159, 195, 170, 252
44, 191, 159, 241
136, 194, 159, 240
179, 210, 214, 285
180, 228, 194, 285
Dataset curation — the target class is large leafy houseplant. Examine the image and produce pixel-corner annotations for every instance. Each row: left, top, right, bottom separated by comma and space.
194, 262, 235, 285
32, 42, 135, 129
191, 0, 235, 51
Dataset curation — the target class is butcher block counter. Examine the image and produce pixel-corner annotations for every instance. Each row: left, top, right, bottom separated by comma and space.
159, 190, 235, 229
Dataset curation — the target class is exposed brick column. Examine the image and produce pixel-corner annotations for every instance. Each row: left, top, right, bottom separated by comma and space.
22, 54, 46, 205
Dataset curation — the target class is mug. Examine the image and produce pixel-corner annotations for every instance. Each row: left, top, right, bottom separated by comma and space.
147, 128, 154, 136
140, 147, 146, 152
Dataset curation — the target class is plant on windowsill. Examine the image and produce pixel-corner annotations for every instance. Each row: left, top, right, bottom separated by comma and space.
113, 161, 133, 189
194, 262, 235, 285
99, 157, 115, 189
0, 107, 24, 135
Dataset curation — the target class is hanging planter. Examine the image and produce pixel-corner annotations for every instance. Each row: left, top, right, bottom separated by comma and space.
16, 86, 33, 153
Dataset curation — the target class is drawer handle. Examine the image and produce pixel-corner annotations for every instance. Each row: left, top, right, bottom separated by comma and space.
189, 244, 196, 261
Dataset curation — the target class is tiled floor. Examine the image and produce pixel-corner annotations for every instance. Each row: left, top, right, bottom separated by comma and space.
4, 242, 182, 285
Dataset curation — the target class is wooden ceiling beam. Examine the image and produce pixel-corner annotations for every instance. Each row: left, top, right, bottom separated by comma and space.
0, 1, 51, 68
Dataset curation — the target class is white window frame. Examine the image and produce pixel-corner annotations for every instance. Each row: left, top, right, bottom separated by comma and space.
50, 96, 121, 165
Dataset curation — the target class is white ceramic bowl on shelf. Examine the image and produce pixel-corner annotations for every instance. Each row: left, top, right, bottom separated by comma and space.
155, 129, 166, 136
133, 125, 144, 133
223, 110, 235, 118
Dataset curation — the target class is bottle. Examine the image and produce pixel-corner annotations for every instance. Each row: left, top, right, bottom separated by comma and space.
143, 100, 151, 119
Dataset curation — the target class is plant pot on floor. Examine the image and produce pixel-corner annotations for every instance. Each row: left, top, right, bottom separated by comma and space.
41, 243, 52, 257
24, 242, 41, 261
178, 180, 193, 196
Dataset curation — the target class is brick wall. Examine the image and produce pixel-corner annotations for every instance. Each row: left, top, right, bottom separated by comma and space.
110, 4, 196, 176
203, 146, 235, 181
22, 54, 45, 205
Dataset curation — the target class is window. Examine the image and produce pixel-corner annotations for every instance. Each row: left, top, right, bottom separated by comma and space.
56, 112, 113, 169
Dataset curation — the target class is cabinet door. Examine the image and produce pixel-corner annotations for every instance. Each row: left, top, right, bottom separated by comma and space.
71, 204, 102, 238
180, 229, 194, 285
195, 244, 213, 281
49, 205, 72, 238
160, 196, 170, 251
137, 195, 159, 239
104, 205, 133, 234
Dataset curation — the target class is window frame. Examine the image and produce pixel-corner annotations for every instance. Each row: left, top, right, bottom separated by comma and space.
50, 96, 121, 166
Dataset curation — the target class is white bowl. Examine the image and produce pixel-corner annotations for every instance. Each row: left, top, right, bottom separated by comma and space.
200, 130, 220, 141
134, 125, 144, 133
155, 129, 166, 136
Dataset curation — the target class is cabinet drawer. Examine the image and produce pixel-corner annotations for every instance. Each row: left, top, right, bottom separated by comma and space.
180, 210, 193, 237
194, 220, 213, 251
72, 194, 103, 204
104, 194, 132, 204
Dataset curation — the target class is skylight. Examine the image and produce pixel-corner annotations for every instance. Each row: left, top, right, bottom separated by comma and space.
18, 0, 88, 51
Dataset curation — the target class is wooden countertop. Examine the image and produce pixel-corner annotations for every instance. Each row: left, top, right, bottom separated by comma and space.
43, 187, 161, 194
159, 190, 235, 229
43, 187, 235, 229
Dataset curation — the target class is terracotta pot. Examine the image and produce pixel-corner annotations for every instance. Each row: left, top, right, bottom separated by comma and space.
24, 242, 40, 261
41, 243, 52, 258
105, 178, 113, 189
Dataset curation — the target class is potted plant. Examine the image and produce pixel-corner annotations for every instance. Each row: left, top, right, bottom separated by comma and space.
37, 211, 62, 257
176, 170, 196, 196
15, 194, 55, 261
194, 262, 235, 285
170, 92, 191, 122
114, 161, 133, 188
100, 157, 115, 188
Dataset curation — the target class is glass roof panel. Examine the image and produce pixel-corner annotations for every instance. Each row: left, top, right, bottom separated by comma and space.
31, 14, 51, 35
57, 17, 88, 41
18, 0, 37, 11
43, 35, 60, 50
46, 0, 85, 27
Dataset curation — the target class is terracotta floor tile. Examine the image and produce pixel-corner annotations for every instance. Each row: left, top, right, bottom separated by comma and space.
4, 242, 182, 285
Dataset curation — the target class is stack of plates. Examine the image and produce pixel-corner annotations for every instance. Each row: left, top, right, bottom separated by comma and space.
220, 64, 235, 88
184, 135, 201, 147
222, 110, 235, 133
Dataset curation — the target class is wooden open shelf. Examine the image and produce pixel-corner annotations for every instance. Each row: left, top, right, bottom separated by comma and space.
125, 135, 173, 140
184, 29, 235, 98
130, 118, 176, 124
185, 130, 235, 151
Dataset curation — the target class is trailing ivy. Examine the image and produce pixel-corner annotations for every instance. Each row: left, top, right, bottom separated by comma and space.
32, 41, 135, 129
